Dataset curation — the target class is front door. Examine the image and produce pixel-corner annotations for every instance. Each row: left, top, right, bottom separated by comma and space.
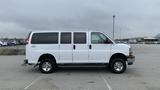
89, 32, 112, 63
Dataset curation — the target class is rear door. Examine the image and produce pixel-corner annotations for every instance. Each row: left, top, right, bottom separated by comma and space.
73, 32, 89, 63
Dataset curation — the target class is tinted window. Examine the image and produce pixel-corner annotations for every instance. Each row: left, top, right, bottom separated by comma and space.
31, 33, 58, 44
74, 32, 86, 44
91, 32, 111, 44
61, 32, 71, 44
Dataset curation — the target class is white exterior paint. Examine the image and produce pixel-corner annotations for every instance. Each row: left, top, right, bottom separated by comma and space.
26, 31, 131, 64
111, 44, 130, 57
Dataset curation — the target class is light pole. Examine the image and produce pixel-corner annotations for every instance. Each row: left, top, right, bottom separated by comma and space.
113, 15, 115, 40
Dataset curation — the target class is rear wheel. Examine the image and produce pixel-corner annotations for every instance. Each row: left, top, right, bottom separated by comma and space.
110, 58, 126, 74
39, 58, 56, 73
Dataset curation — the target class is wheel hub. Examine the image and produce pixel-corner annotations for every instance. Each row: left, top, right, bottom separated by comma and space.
114, 61, 124, 72
42, 62, 52, 72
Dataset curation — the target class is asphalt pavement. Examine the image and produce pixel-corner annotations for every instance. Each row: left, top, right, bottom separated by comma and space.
0, 44, 160, 90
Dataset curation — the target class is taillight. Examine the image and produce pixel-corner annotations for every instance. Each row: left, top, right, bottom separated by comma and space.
25, 32, 31, 44
25, 38, 29, 44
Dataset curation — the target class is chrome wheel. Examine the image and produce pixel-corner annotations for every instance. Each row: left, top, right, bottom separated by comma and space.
39, 58, 56, 73
42, 62, 52, 72
110, 58, 126, 74
114, 61, 124, 72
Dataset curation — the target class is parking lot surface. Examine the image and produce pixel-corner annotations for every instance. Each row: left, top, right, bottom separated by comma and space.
0, 44, 160, 90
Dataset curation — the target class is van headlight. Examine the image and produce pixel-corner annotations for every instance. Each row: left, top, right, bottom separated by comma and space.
129, 47, 133, 55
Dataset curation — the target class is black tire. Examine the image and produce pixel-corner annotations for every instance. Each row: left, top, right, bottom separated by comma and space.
110, 58, 126, 74
39, 58, 56, 73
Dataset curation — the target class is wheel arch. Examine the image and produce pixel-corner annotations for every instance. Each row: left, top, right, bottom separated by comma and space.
109, 53, 127, 64
38, 53, 56, 64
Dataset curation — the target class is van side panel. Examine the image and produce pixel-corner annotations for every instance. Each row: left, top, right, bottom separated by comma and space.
26, 44, 59, 64
26, 32, 60, 64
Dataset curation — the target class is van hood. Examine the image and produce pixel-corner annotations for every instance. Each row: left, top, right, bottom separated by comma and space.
114, 43, 130, 49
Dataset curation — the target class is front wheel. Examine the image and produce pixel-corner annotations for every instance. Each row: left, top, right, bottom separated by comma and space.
39, 59, 56, 73
110, 58, 126, 74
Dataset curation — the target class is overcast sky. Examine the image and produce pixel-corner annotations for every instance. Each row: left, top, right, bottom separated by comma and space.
0, 0, 160, 38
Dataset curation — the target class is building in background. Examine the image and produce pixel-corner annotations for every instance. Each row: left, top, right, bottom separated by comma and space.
143, 37, 158, 44
115, 36, 159, 44
155, 34, 160, 42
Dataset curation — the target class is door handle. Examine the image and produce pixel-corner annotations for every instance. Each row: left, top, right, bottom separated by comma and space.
73, 45, 76, 50
89, 45, 92, 49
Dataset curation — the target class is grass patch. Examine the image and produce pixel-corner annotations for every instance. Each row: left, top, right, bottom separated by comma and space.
0, 49, 25, 55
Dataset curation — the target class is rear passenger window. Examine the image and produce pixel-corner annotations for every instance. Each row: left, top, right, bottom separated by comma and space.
61, 32, 71, 44
74, 32, 86, 44
31, 33, 58, 44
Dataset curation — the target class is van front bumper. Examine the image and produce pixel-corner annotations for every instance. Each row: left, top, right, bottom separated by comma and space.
127, 55, 135, 65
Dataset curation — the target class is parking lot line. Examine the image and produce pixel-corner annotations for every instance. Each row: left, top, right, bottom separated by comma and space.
101, 75, 112, 90
24, 75, 42, 90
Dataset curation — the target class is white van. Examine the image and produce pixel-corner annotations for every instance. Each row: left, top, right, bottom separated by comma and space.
24, 31, 135, 74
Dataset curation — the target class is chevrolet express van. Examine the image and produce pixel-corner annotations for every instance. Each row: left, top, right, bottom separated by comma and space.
24, 31, 135, 74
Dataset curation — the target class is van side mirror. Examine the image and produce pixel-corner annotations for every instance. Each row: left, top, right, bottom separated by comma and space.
105, 39, 113, 44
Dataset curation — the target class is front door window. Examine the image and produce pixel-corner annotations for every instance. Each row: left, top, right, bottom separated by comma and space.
91, 32, 112, 44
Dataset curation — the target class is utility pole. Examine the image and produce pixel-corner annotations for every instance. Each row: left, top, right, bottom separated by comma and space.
113, 15, 116, 40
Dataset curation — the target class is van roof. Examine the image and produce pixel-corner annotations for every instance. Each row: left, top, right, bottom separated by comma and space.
31, 30, 103, 33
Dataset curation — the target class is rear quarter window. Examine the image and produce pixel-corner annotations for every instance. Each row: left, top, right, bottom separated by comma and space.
31, 32, 58, 44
